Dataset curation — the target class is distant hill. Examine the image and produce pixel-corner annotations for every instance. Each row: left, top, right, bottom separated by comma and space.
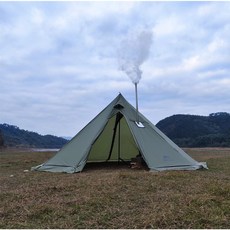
0, 123, 68, 148
156, 112, 230, 147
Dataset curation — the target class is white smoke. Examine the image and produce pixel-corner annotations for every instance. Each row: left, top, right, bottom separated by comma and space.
118, 28, 153, 84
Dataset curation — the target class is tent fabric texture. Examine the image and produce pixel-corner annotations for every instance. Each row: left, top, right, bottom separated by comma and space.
32, 93, 208, 173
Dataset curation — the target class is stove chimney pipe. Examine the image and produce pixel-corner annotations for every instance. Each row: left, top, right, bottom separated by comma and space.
135, 83, 139, 123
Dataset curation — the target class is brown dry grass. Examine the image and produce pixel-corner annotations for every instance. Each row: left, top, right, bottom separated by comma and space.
0, 148, 230, 229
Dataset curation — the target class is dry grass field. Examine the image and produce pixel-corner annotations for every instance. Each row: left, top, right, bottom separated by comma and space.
0, 148, 230, 229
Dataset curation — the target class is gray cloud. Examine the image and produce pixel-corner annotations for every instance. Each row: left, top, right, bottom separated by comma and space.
0, 2, 230, 136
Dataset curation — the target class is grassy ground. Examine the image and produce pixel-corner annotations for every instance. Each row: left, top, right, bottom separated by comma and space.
0, 148, 230, 229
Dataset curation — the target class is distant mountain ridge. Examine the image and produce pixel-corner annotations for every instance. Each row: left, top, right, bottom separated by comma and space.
156, 112, 230, 147
0, 123, 68, 148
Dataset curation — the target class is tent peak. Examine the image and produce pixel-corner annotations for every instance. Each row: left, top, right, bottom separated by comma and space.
118, 92, 124, 97
116, 92, 127, 101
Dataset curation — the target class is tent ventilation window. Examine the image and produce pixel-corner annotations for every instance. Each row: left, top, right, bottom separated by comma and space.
135, 121, 145, 128
114, 104, 124, 110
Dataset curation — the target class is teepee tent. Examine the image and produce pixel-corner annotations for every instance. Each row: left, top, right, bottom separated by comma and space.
32, 93, 207, 173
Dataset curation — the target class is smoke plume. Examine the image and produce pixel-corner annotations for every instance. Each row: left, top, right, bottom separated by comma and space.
118, 28, 153, 84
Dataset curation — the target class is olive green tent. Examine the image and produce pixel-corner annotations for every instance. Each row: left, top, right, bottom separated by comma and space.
32, 93, 207, 173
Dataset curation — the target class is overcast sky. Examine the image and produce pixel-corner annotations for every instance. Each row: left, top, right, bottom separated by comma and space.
1, 1, 230, 137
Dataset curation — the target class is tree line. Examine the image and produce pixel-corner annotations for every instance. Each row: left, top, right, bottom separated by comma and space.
0, 123, 68, 148
156, 112, 230, 147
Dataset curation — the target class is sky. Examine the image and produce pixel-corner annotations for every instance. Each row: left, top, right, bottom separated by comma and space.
0, 1, 230, 137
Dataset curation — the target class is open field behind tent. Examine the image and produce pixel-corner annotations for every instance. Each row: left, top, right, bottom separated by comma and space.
0, 148, 230, 229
